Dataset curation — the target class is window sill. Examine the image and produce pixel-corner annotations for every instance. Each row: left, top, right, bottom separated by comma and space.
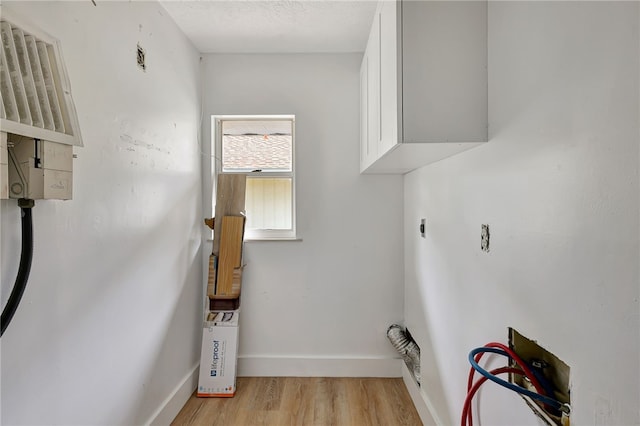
245, 237, 302, 242
205, 237, 302, 243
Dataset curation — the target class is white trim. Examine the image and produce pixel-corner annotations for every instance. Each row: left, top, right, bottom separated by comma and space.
402, 363, 440, 426
237, 355, 402, 377
244, 237, 303, 242
147, 363, 199, 426
215, 114, 295, 123
245, 226, 296, 240
207, 238, 303, 242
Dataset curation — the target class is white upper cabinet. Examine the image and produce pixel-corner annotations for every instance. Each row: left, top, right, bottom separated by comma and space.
360, 0, 488, 174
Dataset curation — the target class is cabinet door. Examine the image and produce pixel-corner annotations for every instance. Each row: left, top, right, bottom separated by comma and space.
378, 0, 399, 155
364, 16, 380, 169
359, 51, 370, 170
402, 1, 488, 143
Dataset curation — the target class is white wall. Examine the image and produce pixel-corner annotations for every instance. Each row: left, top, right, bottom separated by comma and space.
202, 54, 405, 375
0, 2, 202, 424
404, 2, 639, 425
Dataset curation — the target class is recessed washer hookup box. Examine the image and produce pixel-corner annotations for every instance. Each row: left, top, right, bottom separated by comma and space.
197, 310, 240, 397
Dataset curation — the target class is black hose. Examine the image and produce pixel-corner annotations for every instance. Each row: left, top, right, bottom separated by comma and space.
1, 200, 34, 337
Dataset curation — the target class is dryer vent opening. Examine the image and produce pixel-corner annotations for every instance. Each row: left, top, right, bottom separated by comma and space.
387, 324, 421, 386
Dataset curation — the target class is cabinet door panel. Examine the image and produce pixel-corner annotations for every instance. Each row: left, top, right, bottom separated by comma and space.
379, 0, 399, 154
402, 1, 487, 143
360, 53, 369, 169
366, 16, 380, 164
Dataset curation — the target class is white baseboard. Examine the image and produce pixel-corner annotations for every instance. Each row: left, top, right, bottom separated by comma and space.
401, 363, 440, 426
148, 363, 199, 426
237, 356, 402, 377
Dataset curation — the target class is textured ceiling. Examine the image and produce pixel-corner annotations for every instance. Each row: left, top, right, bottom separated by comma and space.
160, 1, 378, 53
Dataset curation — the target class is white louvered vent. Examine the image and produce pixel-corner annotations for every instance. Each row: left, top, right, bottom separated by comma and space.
0, 13, 82, 146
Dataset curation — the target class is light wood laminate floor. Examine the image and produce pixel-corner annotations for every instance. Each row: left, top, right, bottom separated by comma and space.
172, 377, 422, 426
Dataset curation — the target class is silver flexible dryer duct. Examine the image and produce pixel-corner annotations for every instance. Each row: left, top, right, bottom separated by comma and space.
387, 324, 421, 385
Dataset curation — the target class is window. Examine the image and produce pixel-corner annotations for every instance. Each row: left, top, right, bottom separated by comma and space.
213, 115, 296, 240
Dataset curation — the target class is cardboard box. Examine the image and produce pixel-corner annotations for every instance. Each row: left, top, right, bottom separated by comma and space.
197, 310, 240, 397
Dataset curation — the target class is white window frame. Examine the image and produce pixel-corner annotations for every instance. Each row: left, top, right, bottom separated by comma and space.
212, 114, 297, 241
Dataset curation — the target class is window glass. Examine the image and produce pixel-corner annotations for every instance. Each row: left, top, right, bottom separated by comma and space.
222, 120, 292, 172
245, 177, 292, 230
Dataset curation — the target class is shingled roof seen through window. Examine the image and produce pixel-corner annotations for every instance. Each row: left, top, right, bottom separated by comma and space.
222, 134, 292, 171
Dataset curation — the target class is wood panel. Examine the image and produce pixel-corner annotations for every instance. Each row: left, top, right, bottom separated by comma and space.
215, 215, 245, 296
172, 377, 422, 426
213, 173, 246, 255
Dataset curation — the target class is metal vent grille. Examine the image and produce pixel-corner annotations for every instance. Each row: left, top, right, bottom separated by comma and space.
0, 15, 82, 146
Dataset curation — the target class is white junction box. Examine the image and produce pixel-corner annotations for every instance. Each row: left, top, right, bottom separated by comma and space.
7, 134, 72, 200
197, 310, 240, 398
1, 132, 8, 199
